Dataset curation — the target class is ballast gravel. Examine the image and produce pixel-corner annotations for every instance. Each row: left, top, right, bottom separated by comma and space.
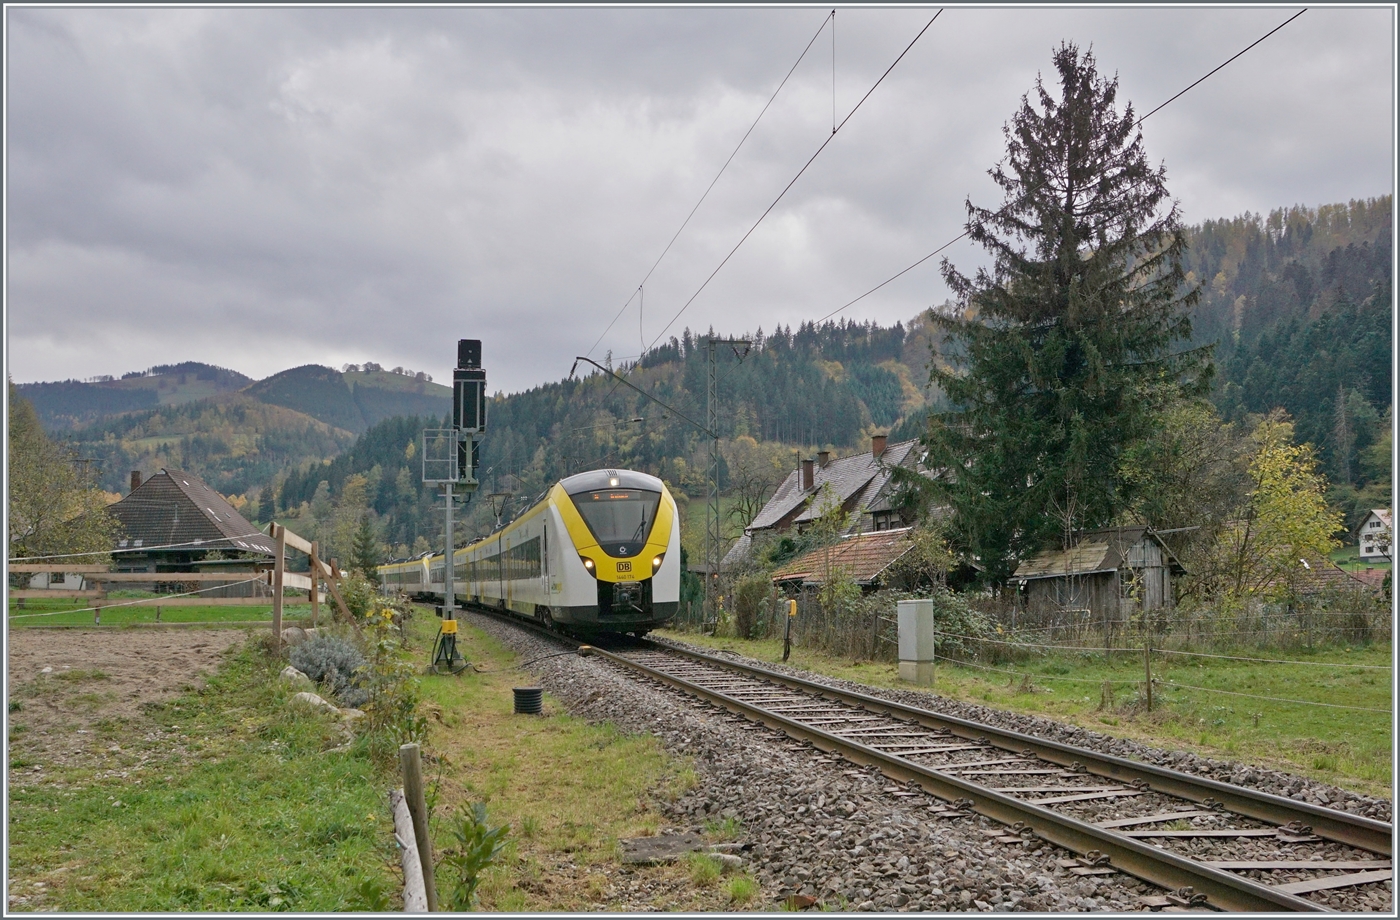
464, 614, 1392, 912
666, 639, 1392, 825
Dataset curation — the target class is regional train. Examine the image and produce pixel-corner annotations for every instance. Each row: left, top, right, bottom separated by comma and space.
378, 468, 681, 634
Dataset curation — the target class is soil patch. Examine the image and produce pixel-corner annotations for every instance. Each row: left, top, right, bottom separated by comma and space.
7, 628, 245, 779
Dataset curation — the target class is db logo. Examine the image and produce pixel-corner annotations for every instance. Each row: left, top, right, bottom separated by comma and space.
616, 561, 633, 574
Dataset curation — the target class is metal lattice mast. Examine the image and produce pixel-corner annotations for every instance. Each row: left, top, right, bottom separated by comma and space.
702, 336, 751, 632
705, 340, 720, 630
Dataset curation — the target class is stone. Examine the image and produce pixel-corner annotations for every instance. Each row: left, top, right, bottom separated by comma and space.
280, 627, 309, 647
339, 708, 366, 722
288, 691, 338, 714
280, 666, 312, 684
713, 854, 745, 869
618, 832, 704, 865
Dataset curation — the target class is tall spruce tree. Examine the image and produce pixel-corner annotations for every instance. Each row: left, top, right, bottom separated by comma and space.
926, 44, 1211, 584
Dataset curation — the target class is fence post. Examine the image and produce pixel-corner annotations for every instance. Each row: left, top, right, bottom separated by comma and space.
399, 743, 438, 911
271, 523, 285, 647
783, 598, 796, 662
1143, 637, 1153, 712
309, 541, 320, 629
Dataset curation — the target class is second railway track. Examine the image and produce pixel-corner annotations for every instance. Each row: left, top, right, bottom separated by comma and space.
468, 607, 1393, 912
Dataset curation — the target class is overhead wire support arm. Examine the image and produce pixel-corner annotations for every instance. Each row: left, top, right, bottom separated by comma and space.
569, 356, 715, 438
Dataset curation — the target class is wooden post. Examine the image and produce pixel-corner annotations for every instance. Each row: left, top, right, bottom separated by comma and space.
327, 560, 354, 623
783, 597, 796, 662
399, 743, 438, 912
389, 789, 429, 912
309, 541, 320, 629
1144, 637, 1153, 712
271, 523, 286, 647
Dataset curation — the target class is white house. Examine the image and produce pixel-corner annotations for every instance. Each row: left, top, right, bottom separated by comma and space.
1356, 509, 1392, 561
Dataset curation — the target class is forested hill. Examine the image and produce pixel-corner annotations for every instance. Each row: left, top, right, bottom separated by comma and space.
271, 318, 941, 549
265, 196, 1391, 555
1189, 196, 1392, 515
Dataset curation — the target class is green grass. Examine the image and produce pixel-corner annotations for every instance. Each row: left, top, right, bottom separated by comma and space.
409, 614, 719, 911
1330, 544, 1392, 573
9, 597, 322, 628
657, 630, 1394, 798
6, 642, 397, 911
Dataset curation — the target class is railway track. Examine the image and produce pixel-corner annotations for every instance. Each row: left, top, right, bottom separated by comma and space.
466, 607, 1393, 911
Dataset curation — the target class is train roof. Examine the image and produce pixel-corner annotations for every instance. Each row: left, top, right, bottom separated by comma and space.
560, 468, 663, 495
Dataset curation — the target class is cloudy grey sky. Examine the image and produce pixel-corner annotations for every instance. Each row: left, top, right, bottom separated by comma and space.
5, 5, 1394, 394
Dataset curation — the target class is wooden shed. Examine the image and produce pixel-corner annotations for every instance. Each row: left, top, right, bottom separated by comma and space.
1011, 526, 1184, 622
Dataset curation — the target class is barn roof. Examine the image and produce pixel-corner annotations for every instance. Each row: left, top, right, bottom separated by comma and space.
1012, 526, 1184, 582
110, 469, 276, 557
772, 527, 917, 586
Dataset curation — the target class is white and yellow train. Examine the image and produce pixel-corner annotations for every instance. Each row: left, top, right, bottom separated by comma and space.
379, 468, 681, 634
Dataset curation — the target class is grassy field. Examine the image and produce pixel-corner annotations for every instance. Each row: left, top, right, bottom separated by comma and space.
6, 641, 398, 911
410, 614, 755, 911
1331, 544, 1392, 573
657, 630, 1394, 799
9, 597, 322, 628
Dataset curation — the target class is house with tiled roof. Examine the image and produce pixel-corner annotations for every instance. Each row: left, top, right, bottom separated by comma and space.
108, 469, 277, 573
771, 527, 919, 589
722, 435, 929, 569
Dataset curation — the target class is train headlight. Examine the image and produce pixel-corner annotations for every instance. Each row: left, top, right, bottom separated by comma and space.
651, 554, 664, 573
580, 555, 596, 577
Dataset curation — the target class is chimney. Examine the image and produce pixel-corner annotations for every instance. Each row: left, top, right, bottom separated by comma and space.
871, 434, 887, 459
817, 450, 831, 468
801, 458, 815, 491
130, 470, 142, 493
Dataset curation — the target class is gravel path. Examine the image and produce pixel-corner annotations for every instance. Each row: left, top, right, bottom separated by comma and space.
465, 614, 1393, 911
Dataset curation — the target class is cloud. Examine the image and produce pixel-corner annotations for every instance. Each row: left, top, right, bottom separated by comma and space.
6, 7, 1393, 393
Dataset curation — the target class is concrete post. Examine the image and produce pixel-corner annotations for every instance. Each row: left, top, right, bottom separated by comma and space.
897, 598, 936, 686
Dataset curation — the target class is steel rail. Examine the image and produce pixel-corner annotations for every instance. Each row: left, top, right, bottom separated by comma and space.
456, 606, 1388, 909
595, 644, 1325, 912
646, 640, 1392, 858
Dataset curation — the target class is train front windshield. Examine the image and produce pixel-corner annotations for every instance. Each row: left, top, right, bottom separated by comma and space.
573, 489, 661, 545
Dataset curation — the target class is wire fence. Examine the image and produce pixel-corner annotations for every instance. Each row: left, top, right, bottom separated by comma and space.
672, 578, 1393, 716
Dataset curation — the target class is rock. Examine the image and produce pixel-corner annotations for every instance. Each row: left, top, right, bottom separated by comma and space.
288, 691, 338, 714
618, 832, 704, 865
713, 853, 745, 869
338, 707, 366, 721
280, 627, 309, 647
279, 666, 312, 684
40, 667, 52, 674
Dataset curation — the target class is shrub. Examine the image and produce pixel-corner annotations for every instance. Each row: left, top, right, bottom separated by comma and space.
358, 602, 425, 762
289, 634, 368, 708
440, 802, 510, 910
732, 574, 771, 640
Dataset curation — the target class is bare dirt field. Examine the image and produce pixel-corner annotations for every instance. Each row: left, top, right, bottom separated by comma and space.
6, 627, 245, 780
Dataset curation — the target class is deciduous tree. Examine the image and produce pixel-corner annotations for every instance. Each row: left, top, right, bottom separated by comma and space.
1207, 413, 1343, 603
7, 382, 120, 565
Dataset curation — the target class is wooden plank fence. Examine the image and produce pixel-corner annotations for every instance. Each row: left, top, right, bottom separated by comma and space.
8, 523, 351, 640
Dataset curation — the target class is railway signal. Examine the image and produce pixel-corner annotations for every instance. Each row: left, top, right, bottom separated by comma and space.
422, 338, 487, 674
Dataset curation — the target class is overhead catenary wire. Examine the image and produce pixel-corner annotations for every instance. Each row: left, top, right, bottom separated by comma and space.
814, 7, 1307, 325
585, 10, 836, 360
638, 9, 944, 357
